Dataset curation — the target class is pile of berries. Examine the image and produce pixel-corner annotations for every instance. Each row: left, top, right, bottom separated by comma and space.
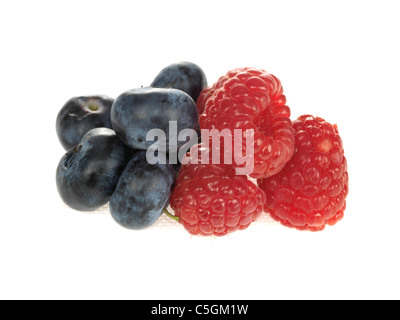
56, 62, 349, 236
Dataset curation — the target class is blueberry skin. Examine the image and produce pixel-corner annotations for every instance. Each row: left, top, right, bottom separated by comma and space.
151, 61, 207, 102
110, 151, 176, 230
111, 87, 199, 151
56, 128, 132, 211
56, 95, 114, 150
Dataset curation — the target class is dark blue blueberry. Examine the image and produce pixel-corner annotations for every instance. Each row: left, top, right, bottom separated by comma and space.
111, 87, 199, 151
56, 95, 113, 150
110, 151, 176, 230
151, 61, 207, 102
56, 128, 132, 211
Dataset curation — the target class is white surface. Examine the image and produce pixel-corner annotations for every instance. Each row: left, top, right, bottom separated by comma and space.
1, 0, 400, 300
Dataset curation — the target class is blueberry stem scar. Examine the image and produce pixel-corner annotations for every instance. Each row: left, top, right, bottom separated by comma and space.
163, 208, 180, 222
87, 102, 99, 111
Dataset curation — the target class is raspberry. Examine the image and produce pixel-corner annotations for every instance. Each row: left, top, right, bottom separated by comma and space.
169, 144, 266, 236
198, 68, 295, 179
257, 115, 349, 231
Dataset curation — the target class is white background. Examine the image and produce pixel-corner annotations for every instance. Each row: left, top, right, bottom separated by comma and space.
1, 0, 399, 300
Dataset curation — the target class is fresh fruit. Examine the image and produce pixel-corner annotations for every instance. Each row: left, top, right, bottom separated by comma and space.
151, 61, 207, 102
55, 62, 349, 234
111, 87, 199, 151
169, 143, 266, 236
258, 115, 349, 231
110, 151, 176, 230
199, 68, 295, 179
56, 95, 113, 150
56, 128, 132, 211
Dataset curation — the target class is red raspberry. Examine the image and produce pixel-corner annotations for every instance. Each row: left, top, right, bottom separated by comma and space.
198, 68, 295, 179
169, 144, 266, 236
257, 115, 349, 231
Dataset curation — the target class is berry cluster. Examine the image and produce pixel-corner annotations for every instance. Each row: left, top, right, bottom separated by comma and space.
55, 62, 348, 236
56, 62, 206, 230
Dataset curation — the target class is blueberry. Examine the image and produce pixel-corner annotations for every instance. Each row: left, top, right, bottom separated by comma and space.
56, 95, 113, 150
56, 128, 132, 211
110, 151, 176, 230
111, 87, 199, 151
151, 61, 207, 102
